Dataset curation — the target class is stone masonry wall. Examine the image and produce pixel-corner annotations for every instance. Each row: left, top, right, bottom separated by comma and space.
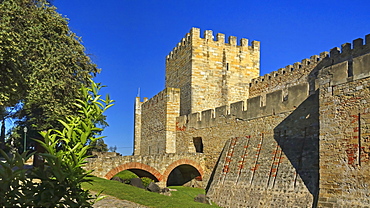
133, 28, 370, 207
139, 88, 180, 155
86, 153, 206, 188
165, 31, 193, 116
176, 86, 319, 207
175, 33, 370, 207
318, 51, 370, 206
166, 28, 260, 116
134, 97, 147, 155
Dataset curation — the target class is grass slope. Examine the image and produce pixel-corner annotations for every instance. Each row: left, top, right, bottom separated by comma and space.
83, 176, 220, 208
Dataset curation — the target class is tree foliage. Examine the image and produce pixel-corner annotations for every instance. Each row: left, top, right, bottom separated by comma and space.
0, 0, 100, 133
89, 138, 108, 153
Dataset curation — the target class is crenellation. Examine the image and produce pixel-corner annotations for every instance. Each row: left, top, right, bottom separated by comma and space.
215, 105, 229, 118
188, 112, 201, 128
201, 109, 215, 128
293, 62, 301, 70
188, 28, 260, 48
320, 51, 329, 59
240, 38, 248, 47
190, 27, 201, 38
251, 40, 260, 50
353, 38, 364, 49
216, 33, 225, 42
228, 36, 237, 46
204, 30, 213, 40
330, 47, 340, 57
316, 35, 370, 65
301, 58, 310, 66
278, 67, 286, 75
285, 65, 293, 72
182, 83, 309, 128
353, 53, 370, 80
263, 73, 270, 81
341, 43, 351, 54
310, 55, 320, 63
230, 101, 245, 118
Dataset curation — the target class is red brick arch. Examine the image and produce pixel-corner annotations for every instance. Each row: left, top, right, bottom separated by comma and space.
162, 159, 204, 182
104, 162, 163, 181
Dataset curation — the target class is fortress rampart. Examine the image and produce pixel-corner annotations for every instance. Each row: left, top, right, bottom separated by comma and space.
134, 29, 370, 207
249, 34, 370, 98
177, 82, 309, 129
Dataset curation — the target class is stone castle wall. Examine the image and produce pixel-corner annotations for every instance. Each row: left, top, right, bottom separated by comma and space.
202, 35, 370, 207
318, 51, 370, 207
134, 28, 370, 207
176, 84, 319, 207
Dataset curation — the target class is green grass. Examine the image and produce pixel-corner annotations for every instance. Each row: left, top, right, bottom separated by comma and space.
113, 170, 138, 180
83, 176, 220, 208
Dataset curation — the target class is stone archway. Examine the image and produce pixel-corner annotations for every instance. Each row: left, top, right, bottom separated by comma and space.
163, 159, 204, 186
104, 162, 163, 181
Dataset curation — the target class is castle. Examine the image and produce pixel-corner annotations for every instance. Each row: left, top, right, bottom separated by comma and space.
133, 28, 370, 207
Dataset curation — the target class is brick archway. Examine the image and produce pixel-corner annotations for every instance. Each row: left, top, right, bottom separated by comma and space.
162, 159, 204, 182
104, 162, 164, 181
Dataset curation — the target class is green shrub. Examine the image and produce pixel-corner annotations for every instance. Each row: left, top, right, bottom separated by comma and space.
114, 170, 138, 184
141, 177, 154, 187
0, 79, 114, 207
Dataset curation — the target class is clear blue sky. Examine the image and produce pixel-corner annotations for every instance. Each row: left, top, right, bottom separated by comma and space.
54, 0, 370, 155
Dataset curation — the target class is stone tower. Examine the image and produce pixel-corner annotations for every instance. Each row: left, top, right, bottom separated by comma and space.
134, 28, 260, 156
165, 28, 260, 115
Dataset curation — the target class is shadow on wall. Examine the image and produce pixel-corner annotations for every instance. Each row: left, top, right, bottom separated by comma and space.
273, 91, 319, 205
167, 164, 202, 186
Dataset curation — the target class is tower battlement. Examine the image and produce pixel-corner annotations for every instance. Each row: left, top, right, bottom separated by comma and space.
166, 28, 260, 61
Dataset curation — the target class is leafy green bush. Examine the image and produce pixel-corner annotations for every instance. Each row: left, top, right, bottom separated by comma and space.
141, 177, 154, 187
0, 79, 113, 207
114, 170, 139, 184
0, 150, 35, 207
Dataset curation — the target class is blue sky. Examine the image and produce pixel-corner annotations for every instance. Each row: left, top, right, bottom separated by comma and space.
53, 0, 370, 155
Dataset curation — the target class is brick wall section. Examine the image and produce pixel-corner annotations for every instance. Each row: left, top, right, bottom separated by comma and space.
318, 52, 370, 207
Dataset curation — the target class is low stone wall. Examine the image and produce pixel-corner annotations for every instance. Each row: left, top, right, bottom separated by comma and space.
85, 153, 206, 187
